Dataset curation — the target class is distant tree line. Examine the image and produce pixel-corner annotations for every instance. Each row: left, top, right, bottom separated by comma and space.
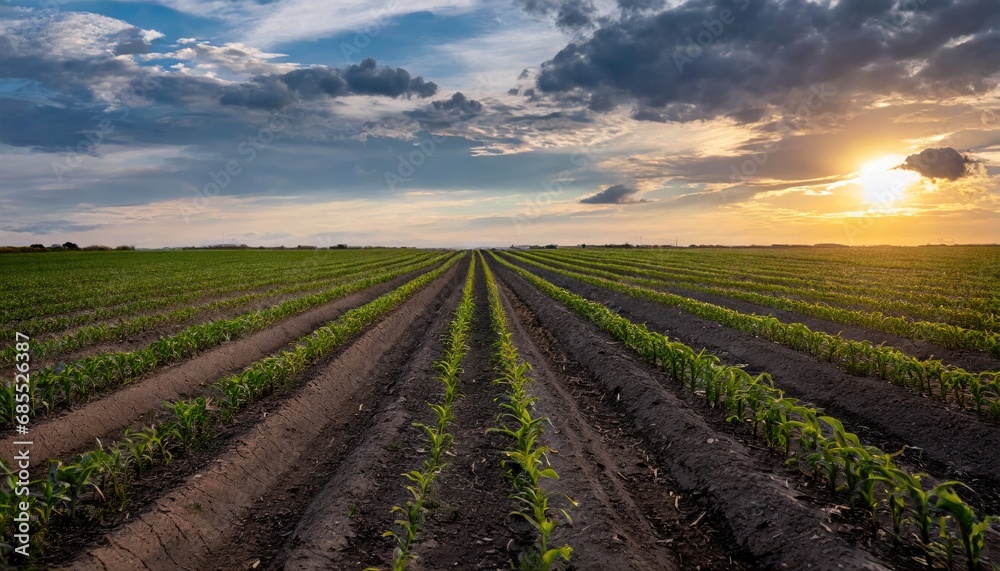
0, 242, 136, 253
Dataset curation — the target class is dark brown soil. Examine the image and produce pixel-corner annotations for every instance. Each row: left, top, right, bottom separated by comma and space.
41, 256, 432, 366
44, 279, 342, 366
18, 251, 998, 571
489, 257, 897, 570
500, 255, 1000, 513
661, 282, 1000, 373
0, 264, 443, 463
67, 260, 463, 570
272, 263, 519, 570
494, 276, 750, 571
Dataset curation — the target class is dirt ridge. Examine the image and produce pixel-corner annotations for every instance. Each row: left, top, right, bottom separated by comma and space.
1, 264, 441, 463
502, 256, 1000, 497
67, 262, 461, 571
491, 257, 891, 571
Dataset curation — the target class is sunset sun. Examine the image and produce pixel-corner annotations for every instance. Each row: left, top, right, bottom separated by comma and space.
854, 154, 923, 207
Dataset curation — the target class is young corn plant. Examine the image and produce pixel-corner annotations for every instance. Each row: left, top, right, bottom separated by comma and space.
934, 485, 996, 571
503, 251, 1000, 419
52, 453, 105, 518
380, 256, 477, 570
482, 256, 573, 571
166, 397, 213, 450
490, 251, 997, 565
12, 254, 466, 562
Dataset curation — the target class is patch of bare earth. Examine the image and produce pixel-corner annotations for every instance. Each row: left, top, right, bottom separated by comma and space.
491, 257, 900, 570
60, 262, 461, 569
502, 257, 1000, 514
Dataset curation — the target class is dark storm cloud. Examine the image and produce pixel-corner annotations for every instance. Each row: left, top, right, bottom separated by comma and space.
514, 0, 596, 29
406, 92, 484, 125
221, 58, 438, 110
535, 0, 1000, 123
897, 147, 979, 180
432, 92, 483, 115
580, 184, 646, 203
340, 58, 438, 98
616, 0, 665, 13
219, 77, 297, 109
556, 0, 597, 30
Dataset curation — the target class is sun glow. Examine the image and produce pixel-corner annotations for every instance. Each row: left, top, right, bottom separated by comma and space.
853, 154, 923, 207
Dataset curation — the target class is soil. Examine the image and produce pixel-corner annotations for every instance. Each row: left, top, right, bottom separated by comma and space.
271, 263, 518, 570
489, 257, 899, 570
499, 256, 1000, 513
66, 260, 463, 570
661, 282, 1000, 373
0, 263, 443, 465
17, 251, 998, 571
494, 276, 749, 571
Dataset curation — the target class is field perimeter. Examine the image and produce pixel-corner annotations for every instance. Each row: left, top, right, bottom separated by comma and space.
1, 246, 998, 570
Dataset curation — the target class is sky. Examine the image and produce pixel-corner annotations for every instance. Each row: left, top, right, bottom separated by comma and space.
0, 0, 998, 248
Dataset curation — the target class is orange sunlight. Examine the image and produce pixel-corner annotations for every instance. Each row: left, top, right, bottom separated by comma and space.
853, 154, 923, 207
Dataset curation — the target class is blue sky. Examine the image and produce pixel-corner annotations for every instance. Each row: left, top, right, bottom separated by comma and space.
1, 0, 999, 247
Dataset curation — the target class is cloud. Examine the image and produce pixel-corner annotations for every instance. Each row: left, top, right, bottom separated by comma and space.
150, 41, 297, 78
432, 91, 483, 114
616, 0, 665, 13
514, 0, 597, 30
0, 11, 161, 58
897, 147, 980, 180
580, 184, 647, 204
401, 91, 485, 128
220, 58, 438, 110
534, 0, 1000, 123
238, 0, 477, 47
1, 220, 103, 234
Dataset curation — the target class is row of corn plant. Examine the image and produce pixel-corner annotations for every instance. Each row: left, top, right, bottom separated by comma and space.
0, 249, 426, 347
0, 253, 452, 428
552, 247, 998, 328
553, 248, 998, 330
380, 256, 477, 570
551, 247, 1000, 337
0, 403, 208, 563
506, 252, 1000, 420
492, 252, 997, 570
482, 255, 573, 571
0, 253, 464, 563
0, 251, 434, 366
521, 250, 1000, 356
0, 249, 403, 329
